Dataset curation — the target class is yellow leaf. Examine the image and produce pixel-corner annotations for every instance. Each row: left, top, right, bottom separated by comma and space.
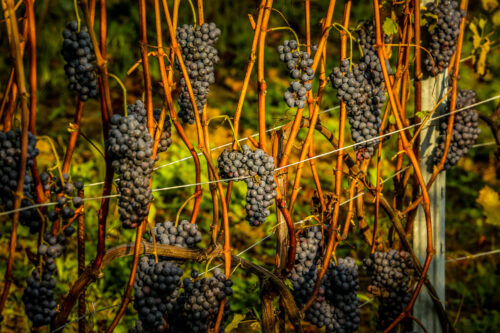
225, 313, 246, 332
476, 186, 500, 226
481, 0, 499, 11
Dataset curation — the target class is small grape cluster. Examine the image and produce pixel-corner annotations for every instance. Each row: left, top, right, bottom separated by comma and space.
277, 40, 315, 109
130, 257, 183, 332
330, 59, 385, 160
363, 250, 413, 328
107, 106, 155, 228
61, 20, 98, 100
127, 100, 173, 153
289, 227, 360, 332
0, 130, 40, 233
151, 220, 203, 249
176, 23, 221, 124
217, 145, 277, 226
169, 269, 233, 333
424, 1, 465, 75
432, 89, 480, 170
23, 227, 76, 327
40, 172, 84, 229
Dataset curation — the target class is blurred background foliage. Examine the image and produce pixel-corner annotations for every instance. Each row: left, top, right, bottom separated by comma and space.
0, 0, 499, 332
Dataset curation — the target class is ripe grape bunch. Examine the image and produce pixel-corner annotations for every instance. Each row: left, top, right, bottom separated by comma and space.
0, 130, 40, 233
424, 0, 465, 75
176, 22, 221, 124
289, 227, 360, 332
357, 21, 393, 86
169, 269, 233, 333
330, 59, 385, 160
61, 20, 98, 101
127, 100, 173, 153
23, 221, 76, 327
217, 144, 277, 226
130, 219, 202, 332
432, 89, 480, 170
151, 220, 203, 249
363, 250, 413, 328
277, 40, 315, 109
130, 257, 183, 333
107, 102, 155, 228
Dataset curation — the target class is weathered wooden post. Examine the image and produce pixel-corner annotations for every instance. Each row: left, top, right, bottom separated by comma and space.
413, 1, 447, 329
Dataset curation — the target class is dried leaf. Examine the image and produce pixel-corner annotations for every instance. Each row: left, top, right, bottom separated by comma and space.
476, 186, 500, 227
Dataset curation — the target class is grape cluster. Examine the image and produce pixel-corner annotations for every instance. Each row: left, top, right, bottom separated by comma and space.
357, 21, 393, 85
107, 107, 155, 228
0, 130, 40, 233
151, 220, 202, 249
217, 145, 277, 226
363, 250, 413, 328
130, 257, 183, 332
61, 20, 98, 100
127, 100, 173, 153
22, 267, 57, 327
23, 227, 76, 327
424, 1, 465, 75
40, 172, 84, 229
432, 89, 480, 170
169, 269, 233, 333
331, 59, 385, 160
176, 23, 221, 124
277, 40, 315, 109
289, 227, 360, 332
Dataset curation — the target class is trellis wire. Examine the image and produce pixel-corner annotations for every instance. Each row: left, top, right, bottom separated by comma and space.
1, 94, 499, 218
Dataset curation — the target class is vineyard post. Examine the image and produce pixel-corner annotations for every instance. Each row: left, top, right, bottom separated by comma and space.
413, 2, 446, 331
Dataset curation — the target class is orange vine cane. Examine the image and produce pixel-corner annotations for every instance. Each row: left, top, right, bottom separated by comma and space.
301, 0, 347, 312
0, 0, 31, 318
257, 0, 273, 150
372, 0, 435, 331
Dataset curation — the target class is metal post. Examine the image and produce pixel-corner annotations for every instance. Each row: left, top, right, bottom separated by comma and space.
413, 69, 447, 332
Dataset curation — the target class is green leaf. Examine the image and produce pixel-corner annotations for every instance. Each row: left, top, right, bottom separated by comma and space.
225, 313, 246, 332
383, 18, 398, 36
284, 279, 294, 290
389, 115, 396, 125
416, 110, 431, 119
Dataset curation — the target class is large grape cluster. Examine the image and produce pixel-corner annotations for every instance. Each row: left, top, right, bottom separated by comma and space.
363, 250, 413, 328
432, 89, 480, 170
23, 227, 76, 327
0, 130, 40, 233
130, 257, 183, 332
176, 23, 221, 124
151, 220, 202, 249
61, 20, 98, 101
168, 269, 233, 333
331, 59, 385, 160
217, 144, 277, 226
424, 1, 465, 75
277, 40, 315, 109
289, 227, 360, 332
107, 107, 155, 228
127, 100, 172, 153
